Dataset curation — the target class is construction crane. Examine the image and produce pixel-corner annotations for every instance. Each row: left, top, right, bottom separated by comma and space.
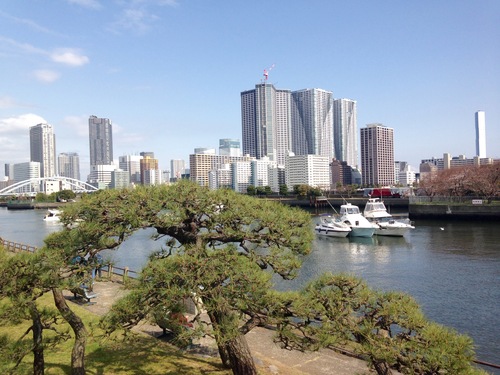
262, 64, 275, 81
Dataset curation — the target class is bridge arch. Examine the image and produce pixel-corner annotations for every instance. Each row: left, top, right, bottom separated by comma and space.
0, 176, 99, 196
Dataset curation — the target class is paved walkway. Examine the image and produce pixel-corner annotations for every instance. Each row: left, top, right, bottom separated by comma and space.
66, 279, 374, 375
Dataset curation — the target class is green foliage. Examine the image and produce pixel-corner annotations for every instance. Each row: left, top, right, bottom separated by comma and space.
279, 184, 288, 196
272, 273, 484, 374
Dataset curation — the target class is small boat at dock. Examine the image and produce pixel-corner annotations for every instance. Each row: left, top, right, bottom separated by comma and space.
339, 203, 377, 237
364, 198, 414, 237
314, 214, 351, 237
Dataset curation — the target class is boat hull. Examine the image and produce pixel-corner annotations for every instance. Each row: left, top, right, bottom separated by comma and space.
349, 226, 376, 238
315, 225, 350, 238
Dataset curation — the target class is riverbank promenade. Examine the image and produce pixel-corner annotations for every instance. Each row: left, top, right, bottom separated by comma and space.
76, 278, 375, 375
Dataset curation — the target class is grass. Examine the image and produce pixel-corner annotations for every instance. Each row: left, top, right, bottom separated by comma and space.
0, 293, 230, 375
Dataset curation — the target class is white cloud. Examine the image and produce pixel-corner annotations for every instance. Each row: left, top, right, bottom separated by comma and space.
33, 69, 60, 83
59, 115, 89, 138
66, 0, 102, 9
50, 49, 89, 67
0, 114, 47, 164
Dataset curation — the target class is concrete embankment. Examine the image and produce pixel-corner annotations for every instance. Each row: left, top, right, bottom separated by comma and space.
409, 203, 500, 220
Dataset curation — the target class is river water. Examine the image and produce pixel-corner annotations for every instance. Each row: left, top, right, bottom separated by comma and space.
0, 207, 498, 372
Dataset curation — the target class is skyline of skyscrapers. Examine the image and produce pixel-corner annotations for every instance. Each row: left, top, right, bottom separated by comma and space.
29, 123, 56, 178
475, 110, 486, 158
360, 123, 395, 186
89, 115, 113, 167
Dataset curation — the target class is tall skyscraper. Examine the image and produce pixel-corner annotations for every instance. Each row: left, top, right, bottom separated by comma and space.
89, 115, 113, 166
291, 89, 334, 160
30, 123, 56, 178
58, 152, 80, 180
241, 83, 291, 166
333, 99, 358, 168
475, 111, 486, 158
360, 123, 395, 186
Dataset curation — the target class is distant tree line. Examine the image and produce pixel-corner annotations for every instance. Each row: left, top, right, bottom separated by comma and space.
418, 164, 500, 202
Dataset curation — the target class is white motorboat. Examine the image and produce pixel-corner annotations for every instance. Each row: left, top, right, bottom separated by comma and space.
363, 198, 414, 237
43, 209, 61, 222
339, 203, 377, 237
314, 214, 351, 238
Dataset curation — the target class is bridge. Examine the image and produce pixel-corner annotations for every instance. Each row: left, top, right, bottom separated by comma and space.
0, 176, 99, 196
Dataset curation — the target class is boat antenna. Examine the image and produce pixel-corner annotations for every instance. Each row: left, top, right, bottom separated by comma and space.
325, 197, 340, 215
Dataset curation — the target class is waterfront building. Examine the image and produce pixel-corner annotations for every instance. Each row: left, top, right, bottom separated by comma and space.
360, 123, 395, 186
30, 123, 56, 178
4, 164, 14, 181
12, 162, 41, 193
171, 159, 186, 181
219, 139, 242, 157
285, 154, 330, 190
140, 152, 160, 185
241, 83, 292, 166
291, 88, 334, 160
89, 115, 113, 166
58, 152, 80, 181
333, 98, 358, 169
119, 154, 142, 184
475, 111, 486, 158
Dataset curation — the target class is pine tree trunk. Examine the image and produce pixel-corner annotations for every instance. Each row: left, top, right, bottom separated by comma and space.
208, 310, 257, 375
29, 303, 44, 375
52, 288, 87, 375
373, 360, 393, 375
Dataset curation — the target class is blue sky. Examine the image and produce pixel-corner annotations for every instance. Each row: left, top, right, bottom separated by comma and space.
1, 0, 499, 179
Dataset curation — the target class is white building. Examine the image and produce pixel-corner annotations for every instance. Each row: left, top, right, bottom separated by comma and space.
12, 162, 41, 194
208, 164, 232, 190
88, 164, 116, 189
171, 159, 186, 181
333, 98, 358, 169
111, 169, 130, 189
285, 154, 330, 190
475, 111, 486, 158
231, 161, 252, 193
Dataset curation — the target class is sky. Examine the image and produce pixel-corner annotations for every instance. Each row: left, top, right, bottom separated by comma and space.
1, 0, 499, 180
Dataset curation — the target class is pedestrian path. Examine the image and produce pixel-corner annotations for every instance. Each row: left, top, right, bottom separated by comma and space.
69, 279, 374, 375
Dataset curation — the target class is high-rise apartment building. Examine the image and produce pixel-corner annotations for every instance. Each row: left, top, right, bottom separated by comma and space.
30, 123, 56, 178
241, 83, 291, 166
89, 115, 113, 166
333, 99, 358, 168
475, 111, 486, 158
360, 123, 395, 186
291, 89, 334, 160
58, 152, 80, 181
